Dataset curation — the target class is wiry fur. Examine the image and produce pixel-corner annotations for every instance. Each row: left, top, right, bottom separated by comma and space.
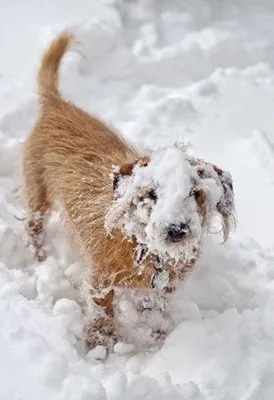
23, 31, 235, 352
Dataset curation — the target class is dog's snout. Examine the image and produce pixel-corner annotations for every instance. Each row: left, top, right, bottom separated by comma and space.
167, 223, 189, 242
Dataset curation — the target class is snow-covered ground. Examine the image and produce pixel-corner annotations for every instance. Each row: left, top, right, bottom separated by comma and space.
1, 0, 274, 398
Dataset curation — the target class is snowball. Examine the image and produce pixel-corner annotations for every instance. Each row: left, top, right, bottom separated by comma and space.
40, 353, 68, 385
87, 345, 107, 361
61, 375, 106, 400
114, 342, 136, 354
52, 298, 83, 336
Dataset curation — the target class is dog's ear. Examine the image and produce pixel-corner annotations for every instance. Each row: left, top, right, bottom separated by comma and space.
212, 166, 235, 240
190, 157, 235, 241
110, 156, 150, 192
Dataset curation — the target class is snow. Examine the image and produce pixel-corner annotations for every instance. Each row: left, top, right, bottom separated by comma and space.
1, 0, 274, 399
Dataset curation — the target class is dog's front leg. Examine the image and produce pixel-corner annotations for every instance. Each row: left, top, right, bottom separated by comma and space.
84, 288, 118, 353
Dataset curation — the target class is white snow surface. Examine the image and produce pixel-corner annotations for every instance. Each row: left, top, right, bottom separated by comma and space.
1, 0, 274, 399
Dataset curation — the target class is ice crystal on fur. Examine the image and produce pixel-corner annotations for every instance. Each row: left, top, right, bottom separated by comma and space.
105, 146, 233, 265
150, 268, 169, 291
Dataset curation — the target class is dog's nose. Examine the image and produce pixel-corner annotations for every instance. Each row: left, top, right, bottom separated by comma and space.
167, 223, 189, 242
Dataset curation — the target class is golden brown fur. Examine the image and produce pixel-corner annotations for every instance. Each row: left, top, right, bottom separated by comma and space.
23, 31, 234, 351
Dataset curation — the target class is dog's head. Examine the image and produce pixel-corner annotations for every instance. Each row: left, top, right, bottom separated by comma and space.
105, 147, 235, 264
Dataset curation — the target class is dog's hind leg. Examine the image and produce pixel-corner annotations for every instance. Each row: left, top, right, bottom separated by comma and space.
25, 210, 48, 262
23, 163, 50, 262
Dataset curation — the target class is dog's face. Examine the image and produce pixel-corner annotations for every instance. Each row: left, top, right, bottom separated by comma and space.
105, 147, 234, 265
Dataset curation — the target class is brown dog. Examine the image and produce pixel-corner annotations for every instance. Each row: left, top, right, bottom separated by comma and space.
23, 31, 235, 351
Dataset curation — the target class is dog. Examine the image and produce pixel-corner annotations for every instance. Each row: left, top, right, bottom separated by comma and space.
22, 31, 235, 352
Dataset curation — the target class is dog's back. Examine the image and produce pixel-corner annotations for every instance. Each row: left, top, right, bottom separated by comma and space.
23, 31, 137, 208
23, 31, 138, 264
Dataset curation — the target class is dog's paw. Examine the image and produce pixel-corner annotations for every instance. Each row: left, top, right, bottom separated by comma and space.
84, 316, 118, 354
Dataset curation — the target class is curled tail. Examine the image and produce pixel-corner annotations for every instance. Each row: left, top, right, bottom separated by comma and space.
37, 31, 74, 102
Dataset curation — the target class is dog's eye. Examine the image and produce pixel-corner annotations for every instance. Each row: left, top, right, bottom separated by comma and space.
148, 189, 157, 202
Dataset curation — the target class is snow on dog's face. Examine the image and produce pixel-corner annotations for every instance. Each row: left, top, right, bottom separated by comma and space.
105, 147, 234, 265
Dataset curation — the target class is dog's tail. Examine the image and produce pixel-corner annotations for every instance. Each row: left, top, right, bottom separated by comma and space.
37, 31, 74, 102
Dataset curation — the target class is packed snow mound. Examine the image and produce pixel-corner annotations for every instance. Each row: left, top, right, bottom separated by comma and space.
1, 0, 274, 399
